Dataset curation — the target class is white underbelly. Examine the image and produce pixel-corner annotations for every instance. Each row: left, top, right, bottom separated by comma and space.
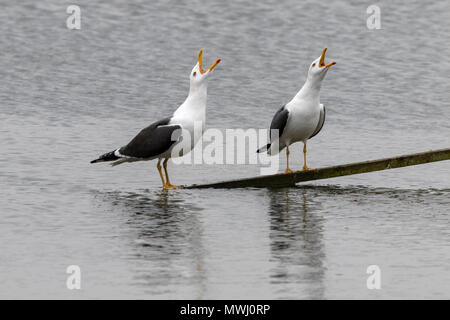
281, 107, 319, 145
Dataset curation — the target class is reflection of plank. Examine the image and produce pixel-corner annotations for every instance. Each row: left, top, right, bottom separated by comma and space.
186, 148, 450, 189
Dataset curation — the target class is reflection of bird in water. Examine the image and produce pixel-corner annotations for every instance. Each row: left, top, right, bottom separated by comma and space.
267, 187, 325, 299
94, 189, 206, 298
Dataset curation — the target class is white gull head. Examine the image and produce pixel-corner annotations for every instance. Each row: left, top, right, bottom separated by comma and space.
188, 49, 221, 94
306, 47, 336, 86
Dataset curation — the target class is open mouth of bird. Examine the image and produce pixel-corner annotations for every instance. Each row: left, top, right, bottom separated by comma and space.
198, 49, 221, 74
319, 48, 336, 68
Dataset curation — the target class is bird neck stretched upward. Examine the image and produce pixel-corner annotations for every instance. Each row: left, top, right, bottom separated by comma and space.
173, 82, 208, 119
293, 76, 322, 102
186, 82, 208, 110
188, 81, 208, 101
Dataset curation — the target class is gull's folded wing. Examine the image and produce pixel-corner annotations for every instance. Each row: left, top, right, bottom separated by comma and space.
309, 104, 325, 139
119, 117, 182, 159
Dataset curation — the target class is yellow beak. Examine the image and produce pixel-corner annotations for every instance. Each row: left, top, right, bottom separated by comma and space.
198, 49, 221, 74
319, 47, 336, 68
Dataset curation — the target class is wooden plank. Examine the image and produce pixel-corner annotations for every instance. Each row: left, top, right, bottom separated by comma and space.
186, 148, 450, 189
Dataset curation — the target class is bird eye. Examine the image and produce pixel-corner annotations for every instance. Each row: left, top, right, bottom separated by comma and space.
312, 63, 316, 67
193, 71, 197, 76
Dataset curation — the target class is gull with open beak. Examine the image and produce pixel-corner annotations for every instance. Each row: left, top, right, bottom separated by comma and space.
90, 49, 221, 189
257, 48, 336, 173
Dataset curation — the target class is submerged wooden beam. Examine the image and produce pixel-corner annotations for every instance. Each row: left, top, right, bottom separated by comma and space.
186, 148, 450, 189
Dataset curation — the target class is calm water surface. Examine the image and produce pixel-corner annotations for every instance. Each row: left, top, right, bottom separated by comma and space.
1, 0, 449, 299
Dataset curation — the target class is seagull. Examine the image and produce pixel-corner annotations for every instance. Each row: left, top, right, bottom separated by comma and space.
90, 49, 221, 189
257, 48, 336, 173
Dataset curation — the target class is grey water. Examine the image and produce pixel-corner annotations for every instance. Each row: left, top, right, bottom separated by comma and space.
1, 0, 449, 299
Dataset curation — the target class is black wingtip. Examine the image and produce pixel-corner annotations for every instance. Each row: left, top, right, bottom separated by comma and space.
90, 150, 120, 164
256, 144, 270, 153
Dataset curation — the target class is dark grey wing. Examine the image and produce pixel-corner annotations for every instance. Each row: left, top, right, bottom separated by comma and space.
309, 104, 326, 139
269, 105, 289, 142
256, 105, 289, 153
118, 117, 182, 158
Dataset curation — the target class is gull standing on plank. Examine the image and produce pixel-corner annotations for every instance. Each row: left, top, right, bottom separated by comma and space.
91, 49, 221, 189
257, 48, 336, 173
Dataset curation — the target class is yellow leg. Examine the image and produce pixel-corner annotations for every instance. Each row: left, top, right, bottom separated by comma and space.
157, 160, 168, 189
284, 146, 293, 174
302, 143, 313, 171
163, 159, 178, 189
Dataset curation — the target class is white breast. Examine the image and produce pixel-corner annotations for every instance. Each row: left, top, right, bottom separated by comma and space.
282, 99, 320, 145
168, 106, 205, 157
